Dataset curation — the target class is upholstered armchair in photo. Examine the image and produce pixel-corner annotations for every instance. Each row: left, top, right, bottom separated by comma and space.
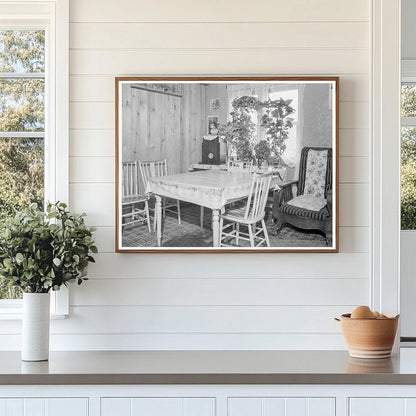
272, 147, 333, 245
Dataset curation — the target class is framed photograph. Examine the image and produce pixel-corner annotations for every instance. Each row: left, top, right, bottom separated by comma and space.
207, 115, 219, 134
115, 77, 339, 253
210, 98, 221, 110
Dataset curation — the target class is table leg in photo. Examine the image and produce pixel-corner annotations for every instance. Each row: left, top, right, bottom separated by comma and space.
212, 209, 220, 247
155, 195, 162, 246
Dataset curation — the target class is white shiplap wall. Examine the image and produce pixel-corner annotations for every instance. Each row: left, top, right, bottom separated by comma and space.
31, 0, 372, 350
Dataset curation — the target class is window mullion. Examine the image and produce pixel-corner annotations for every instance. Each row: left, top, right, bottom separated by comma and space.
401, 117, 416, 127
0, 132, 45, 138
0, 73, 44, 79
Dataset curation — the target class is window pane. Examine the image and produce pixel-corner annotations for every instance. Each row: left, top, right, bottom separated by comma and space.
0, 32, 45, 301
269, 90, 298, 165
401, 127, 416, 230
0, 78, 44, 132
0, 137, 44, 300
0, 137, 44, 217
0, 30, 45, 73
401, 83, 416, 117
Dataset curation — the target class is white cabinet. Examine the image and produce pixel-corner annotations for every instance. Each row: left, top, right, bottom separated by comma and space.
228, 398, 335, 416
350, 398, 416, 416
101, 397, 215, 416
0, 398, 88, 416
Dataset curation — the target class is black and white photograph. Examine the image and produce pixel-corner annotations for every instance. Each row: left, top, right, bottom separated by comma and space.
210, 98, 221, 110
116, 77, 338, 252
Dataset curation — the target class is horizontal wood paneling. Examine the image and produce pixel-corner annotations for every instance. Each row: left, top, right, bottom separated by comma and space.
339, 184, 369, 227
70, 22, 368, 50
70, 157, 114, 183
339, 157, 369, 183
0, 306, 355, 335
0, 333, 347, 351
48, 305, 351, 334
91, 226, 369, 254
70, 103, 114, 129
70, 49, 368, 75
339, 102, 369, 129
69, 183, 114, 227
69, 129, 114, 157
339, 129, 369, 156
339, 227, 369, 253
85, 253, 369, 279
70, 75, 369, 103
54, 0, 373, 351
70, 278, 368, 306
69, 0, 369, 23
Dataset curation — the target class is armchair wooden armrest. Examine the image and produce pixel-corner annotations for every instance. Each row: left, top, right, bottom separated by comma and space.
276, 180, 298, 206
271, 180, 298, 222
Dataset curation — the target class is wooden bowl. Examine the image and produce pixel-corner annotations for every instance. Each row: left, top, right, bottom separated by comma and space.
337, 313, 399, 359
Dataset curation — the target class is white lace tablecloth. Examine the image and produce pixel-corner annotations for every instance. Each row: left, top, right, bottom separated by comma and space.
147, 170, 281, 210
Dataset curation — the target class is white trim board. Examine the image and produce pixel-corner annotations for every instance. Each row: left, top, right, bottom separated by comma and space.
370, 0, 401, 318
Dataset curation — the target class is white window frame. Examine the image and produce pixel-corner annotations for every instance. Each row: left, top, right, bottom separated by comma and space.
0, 0, 69, 317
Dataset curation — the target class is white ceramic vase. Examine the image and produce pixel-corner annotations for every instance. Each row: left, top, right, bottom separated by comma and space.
22, 292, 50, 361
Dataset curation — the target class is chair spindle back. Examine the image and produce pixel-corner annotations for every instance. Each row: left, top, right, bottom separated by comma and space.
138, 159, 169, 190
244, 173, 273, 220
122, 161, 140, 198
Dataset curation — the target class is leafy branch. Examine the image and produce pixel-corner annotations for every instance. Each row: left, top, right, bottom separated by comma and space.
0, 202, 97, 293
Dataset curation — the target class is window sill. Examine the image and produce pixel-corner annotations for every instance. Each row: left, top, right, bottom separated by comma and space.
0, 312, 68, 320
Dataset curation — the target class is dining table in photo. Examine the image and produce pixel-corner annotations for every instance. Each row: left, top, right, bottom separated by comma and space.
146, 169, 281, 248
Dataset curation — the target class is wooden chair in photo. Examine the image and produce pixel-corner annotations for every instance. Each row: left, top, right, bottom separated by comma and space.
219, 172, 273, 248
200, 159, 254, 228
121, 161, 151, 232
272, 147, 333, 245
139, 159, 181, 230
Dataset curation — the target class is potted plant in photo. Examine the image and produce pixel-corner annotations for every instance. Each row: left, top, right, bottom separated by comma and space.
0, 202, 97, 361
254, 139, 271, 168
260, 97, 295, 166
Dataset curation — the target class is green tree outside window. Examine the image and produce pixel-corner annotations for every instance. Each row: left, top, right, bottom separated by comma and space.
401, 84, 416, 230
0, 30, 45, 298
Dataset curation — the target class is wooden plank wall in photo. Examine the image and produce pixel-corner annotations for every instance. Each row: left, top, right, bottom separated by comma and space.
122, 84, 206, 194
0, 0, 372, 351
180, 84, 206, 172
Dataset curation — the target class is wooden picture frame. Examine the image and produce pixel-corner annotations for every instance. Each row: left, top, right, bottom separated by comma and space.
115, 77, 339, 253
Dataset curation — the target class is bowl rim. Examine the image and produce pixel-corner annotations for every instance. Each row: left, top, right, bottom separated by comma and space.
340, 313, 400, 320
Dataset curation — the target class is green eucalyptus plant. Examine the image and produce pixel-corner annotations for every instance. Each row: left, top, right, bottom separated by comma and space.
0, 202, 97, 293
